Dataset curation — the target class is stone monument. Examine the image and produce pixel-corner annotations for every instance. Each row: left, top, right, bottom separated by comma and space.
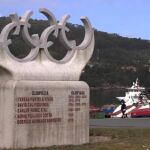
0, 8, 94, 148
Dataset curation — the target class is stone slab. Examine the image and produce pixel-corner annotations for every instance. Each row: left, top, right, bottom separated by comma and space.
0, 80, 89, 148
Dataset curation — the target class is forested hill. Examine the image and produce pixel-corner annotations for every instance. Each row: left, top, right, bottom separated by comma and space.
84, 30, 150, 88
0, 17, 150, 88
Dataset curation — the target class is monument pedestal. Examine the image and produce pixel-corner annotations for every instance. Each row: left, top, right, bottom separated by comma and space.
0, 80, 89, 149
0, 8, 94, 149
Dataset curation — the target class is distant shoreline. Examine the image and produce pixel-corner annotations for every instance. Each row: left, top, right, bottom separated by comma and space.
90, 86, 127, 90
90, 86, 150, 90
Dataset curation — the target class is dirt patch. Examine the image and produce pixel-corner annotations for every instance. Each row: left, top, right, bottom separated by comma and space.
90, 136, 112, 143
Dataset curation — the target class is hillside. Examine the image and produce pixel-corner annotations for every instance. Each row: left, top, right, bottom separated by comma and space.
85, 30, 150, 88
82, 30, 150, 87
0, 17, 150, 87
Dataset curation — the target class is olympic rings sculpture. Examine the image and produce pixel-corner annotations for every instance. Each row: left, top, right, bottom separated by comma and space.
0, 8, 94, 63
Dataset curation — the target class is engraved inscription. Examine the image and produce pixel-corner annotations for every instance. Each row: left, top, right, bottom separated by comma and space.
68, 90, 87, 122
16, 91, 61, 124
16, 90, 87, 125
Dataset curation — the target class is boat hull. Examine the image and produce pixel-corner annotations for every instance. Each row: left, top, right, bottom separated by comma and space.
131, 108, 150, 118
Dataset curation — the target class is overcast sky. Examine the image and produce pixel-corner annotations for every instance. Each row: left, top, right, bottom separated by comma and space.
0, 0, 150, 40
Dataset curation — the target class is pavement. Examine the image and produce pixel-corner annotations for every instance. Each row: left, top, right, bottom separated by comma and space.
90, 118, 150, 128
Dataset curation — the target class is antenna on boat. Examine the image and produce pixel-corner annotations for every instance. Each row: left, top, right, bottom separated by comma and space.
136, 78, 139, 85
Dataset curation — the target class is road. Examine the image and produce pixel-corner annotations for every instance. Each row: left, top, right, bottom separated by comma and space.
90, 118, 150, 128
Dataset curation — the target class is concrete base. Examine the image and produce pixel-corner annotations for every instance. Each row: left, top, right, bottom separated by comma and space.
0, 80, 89, 149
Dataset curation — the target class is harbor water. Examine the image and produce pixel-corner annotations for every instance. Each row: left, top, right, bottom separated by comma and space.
90, 88, 126, 107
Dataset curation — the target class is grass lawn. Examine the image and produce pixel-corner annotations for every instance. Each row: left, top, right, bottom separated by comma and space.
3, 128, 150, 150
89, 128, 150, 150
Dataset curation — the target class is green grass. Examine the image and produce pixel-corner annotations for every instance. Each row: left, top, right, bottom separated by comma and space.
2, 128, 150, 150
89, 128, 150, 150
90, 112, 106, 119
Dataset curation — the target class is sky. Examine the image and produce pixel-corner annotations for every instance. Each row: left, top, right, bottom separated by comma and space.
0, 0, 150, 40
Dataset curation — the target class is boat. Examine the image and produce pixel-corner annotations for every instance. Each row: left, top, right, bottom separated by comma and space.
111, 78, 150, 118
90, 105, 101, 113
131, 108, 150, 118
89, 105, 101, 118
